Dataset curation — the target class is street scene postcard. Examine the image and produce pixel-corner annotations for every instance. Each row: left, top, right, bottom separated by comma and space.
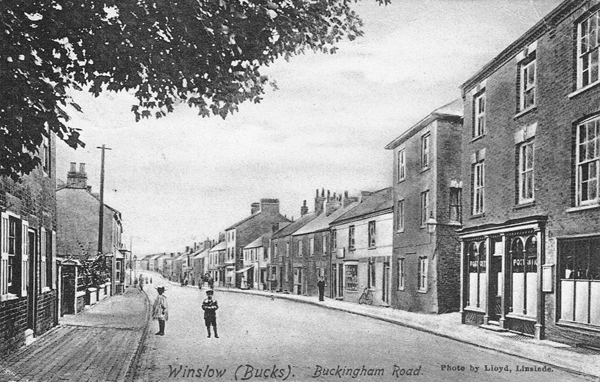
2, 0, 600, 381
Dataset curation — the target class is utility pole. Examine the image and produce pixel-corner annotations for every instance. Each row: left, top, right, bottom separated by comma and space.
96, 144, 112, 254
97, 144, 113, 294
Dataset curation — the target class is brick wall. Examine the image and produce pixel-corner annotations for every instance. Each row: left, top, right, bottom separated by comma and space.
460, 0, 600, 345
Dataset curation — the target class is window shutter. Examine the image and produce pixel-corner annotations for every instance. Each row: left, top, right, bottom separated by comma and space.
52, 231, 56, 289
21, 220, 29, 297
424, 258, 429, 290
40, 227, 46, 291
1, 213, 8, 300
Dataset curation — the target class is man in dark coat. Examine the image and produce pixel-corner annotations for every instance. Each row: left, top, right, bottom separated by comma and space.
317, 276, 326, 301
202, 289, 219, 338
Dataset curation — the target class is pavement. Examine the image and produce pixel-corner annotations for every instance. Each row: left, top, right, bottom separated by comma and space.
0, 286, 149, 382
1, 275, 599, 381
213, 286, 600, 381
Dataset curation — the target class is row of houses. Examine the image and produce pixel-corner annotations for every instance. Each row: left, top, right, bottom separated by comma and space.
0, 153, 127, 357
138, 0, 600, 348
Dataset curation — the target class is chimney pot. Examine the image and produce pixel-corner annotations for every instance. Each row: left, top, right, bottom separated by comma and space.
70, 162, 76, 172
79, 163, 86, 173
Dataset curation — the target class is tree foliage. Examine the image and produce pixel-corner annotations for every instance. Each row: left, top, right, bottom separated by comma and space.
1, 0, 387, 180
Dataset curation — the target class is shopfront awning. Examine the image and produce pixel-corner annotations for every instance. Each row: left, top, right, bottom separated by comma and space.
235, 265, 254, 274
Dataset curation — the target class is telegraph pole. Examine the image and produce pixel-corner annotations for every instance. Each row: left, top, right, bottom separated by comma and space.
97, 144, 112, 254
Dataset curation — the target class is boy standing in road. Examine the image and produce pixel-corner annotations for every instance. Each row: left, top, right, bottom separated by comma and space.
152, 286, 169, 335
202, 290, 219, 338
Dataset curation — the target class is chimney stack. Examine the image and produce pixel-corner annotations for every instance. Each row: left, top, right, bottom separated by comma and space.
314, 188, 326, 216
300, 200, 308, 216
343, 190, 359, 207
260, 198, 280, 214
66, 162, 88, 189
251, 202, 260, 215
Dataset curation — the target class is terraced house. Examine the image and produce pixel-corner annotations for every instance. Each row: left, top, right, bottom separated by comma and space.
459, 0, 600, 347
0, 131, 58, 356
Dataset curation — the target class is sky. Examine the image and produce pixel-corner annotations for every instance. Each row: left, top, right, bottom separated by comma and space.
56, 0, 563, 256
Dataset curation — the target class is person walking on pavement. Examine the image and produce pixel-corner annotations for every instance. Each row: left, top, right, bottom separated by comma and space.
317, 276, 326, 301
202, 289, 219, 338
153, 286, 169, 336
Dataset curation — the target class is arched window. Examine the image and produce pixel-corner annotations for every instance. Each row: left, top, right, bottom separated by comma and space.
510, 235, 537, 316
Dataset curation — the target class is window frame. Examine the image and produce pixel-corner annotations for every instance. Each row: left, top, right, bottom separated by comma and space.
420, 190, 429, 227
519, 58, 536, 112
398, 148, 406, 182
576, 116, 600, 206
472, 161, 485, 215
368, 221, 376, 248
397, 258, 405, 291
309, 237, 314, 257
473, 92, 486, 138
518, 140, 535, 204
396, 199, 405, 232
348, 225, 355, 251
421, 133, 430, 170
577, 11, 600, 89
418, 256, 428, 292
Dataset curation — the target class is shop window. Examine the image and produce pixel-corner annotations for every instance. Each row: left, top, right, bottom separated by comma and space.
344, 264, 358, 291
509, 235, 537, 316
559, 237, 600, 326
466, 241, 487, 309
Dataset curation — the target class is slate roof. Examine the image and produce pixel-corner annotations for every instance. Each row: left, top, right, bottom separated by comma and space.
271, 213, 318, 239
293, 201, 360, 236
331, 188, 393, 225
209, 241, 227, 252
385, 99, 463, 150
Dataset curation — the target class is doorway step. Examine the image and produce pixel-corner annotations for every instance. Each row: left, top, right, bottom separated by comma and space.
479, 321, 507, 332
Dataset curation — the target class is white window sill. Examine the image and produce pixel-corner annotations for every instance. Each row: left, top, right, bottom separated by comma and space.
470, 135, 485, 143
41, 287, 51, 293
417, 289, 428, 294
396, 229, 405, 233
568, 81, 600, 99
566, 204, 600, 213
514, 105, 537, 119
397, 287, 405, 291
505, 314, 536, 322
1, 293, 19, 302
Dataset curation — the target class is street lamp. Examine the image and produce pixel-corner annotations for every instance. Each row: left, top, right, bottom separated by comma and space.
426, 212, 438, 235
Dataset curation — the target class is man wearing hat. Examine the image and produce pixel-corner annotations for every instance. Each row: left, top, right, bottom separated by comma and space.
201, 289, 219, 338
152, 286, 169, 335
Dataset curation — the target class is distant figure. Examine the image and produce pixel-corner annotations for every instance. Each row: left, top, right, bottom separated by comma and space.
317, 276, 325, 302
139, 276, 144, 291
202, 289, 219, 338
208, 276, 214, 290
152, 286, 168, 336
150, 277, 153, 283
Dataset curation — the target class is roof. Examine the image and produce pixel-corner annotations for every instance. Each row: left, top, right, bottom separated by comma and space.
460, 0, 577, 94
385, 99, 463, 150
331, 188, 393, 225
193, 248, 210, 259
293, 201, 360, 236
209, 241, 227, 252
271, 213, 319, 239
244, 233, 271, 249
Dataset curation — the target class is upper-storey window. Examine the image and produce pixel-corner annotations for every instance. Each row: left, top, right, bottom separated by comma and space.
518, 140, 535, 204
397, 149, 406, 182
576, 116, 600, 206
472, 161, 485, 215
578, 11, 600, 89
473, 92, 486, 138
421, 134, 430, 170
519, 58, 536, 111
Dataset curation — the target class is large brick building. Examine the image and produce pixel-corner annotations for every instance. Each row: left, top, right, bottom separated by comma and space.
224, 199, 289, 288
459, 0, 600, 346
0, 132, 58, 357
385, 100, 463, 313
